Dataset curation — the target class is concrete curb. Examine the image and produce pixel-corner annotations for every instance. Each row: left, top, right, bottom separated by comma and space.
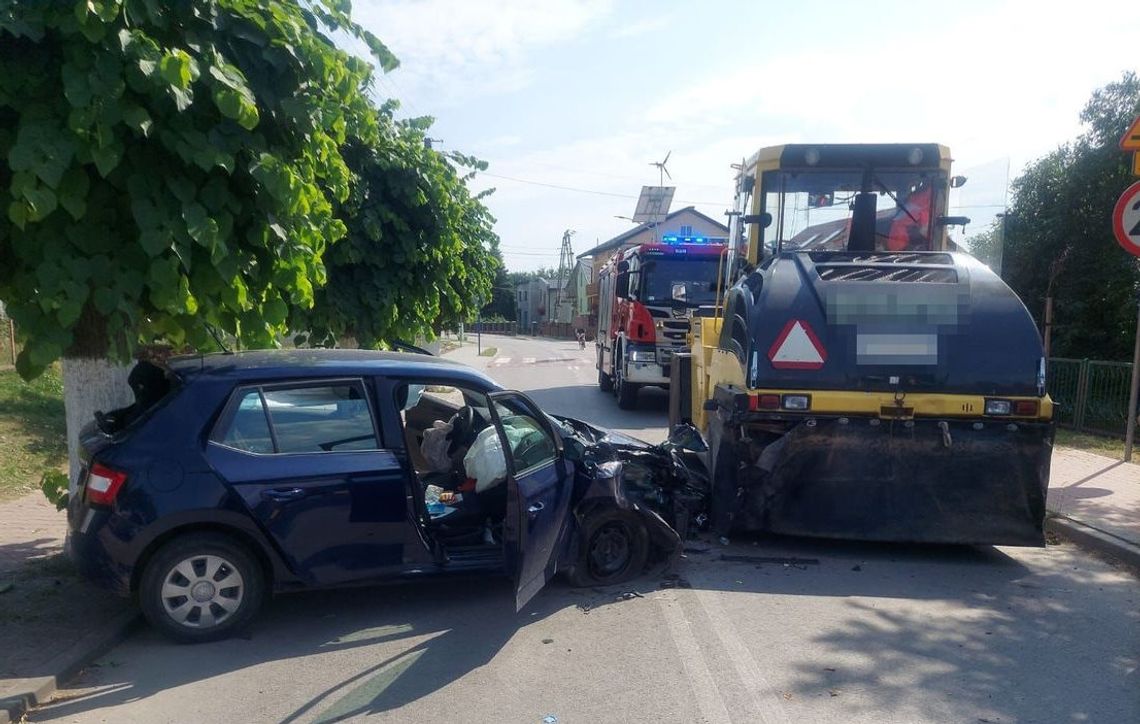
1046, 514, 1140, 571
0, 610, 140, 723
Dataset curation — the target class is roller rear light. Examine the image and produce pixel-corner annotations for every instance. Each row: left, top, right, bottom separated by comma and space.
1013, 400, 1039, 417
749, 394, 811, 411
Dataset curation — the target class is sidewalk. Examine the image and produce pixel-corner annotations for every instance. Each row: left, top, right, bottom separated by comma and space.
1047, 447, 1140, 568
0, 493, 68, 575
0, 493, 134, 724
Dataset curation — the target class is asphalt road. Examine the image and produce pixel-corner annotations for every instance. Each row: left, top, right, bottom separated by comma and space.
33, 334, 1139, 723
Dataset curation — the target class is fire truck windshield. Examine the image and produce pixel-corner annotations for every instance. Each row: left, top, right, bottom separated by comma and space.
639, 257, 721, 305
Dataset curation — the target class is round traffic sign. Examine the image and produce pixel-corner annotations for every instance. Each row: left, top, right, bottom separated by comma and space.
1112, 180, 1140, 257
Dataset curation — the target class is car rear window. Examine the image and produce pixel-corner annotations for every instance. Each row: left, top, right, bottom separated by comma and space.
214, 381, 380, 454
218, 391, 275, 454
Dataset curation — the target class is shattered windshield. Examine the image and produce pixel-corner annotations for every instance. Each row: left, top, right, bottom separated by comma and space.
762, 169, 946, 252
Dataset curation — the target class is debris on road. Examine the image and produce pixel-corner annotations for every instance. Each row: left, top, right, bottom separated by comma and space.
719, 554, 821, 567
660, 574, 692, 589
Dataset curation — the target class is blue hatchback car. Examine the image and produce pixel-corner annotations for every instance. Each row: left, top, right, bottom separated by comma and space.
67, 349, 704, 642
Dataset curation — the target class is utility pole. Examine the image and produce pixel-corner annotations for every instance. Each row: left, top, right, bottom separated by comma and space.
555, 230, 576, 326
1125, 285, 1140, 462
1041, 247, 1070, 364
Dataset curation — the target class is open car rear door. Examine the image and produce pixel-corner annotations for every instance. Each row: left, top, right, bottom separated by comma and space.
487, 391, 573, 610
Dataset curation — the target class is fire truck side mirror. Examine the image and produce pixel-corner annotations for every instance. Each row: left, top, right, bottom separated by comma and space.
615, 271, 630, 298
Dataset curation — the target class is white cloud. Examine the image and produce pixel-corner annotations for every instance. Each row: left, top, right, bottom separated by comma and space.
608, 12, 676, 39
350, 0, 614, 108
644, 1, 1139, 174
342, 0, 1140, 271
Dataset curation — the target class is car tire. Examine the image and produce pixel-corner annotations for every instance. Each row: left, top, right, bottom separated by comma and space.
139, 532, 265, 644
567, 509, 649, 587
615, 362, 639, 410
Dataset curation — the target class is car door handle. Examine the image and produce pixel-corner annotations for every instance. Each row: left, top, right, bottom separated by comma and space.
262, 487, 305, 502
527, 502, 544, 516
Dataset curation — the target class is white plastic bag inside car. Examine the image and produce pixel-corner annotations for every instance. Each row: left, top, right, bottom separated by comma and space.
463, 425, 526, 492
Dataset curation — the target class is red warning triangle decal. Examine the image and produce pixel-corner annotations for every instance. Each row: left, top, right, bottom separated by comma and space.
768, 319, 827, 370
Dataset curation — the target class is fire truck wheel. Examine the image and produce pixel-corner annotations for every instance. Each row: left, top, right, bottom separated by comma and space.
598, 367, 613, 392
615, 363, 639, 410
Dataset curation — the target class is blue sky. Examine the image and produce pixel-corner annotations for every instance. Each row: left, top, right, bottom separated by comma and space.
349, 0, 1140, 271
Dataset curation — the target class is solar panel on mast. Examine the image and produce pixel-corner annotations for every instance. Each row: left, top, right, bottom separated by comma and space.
632, 186, 675, 223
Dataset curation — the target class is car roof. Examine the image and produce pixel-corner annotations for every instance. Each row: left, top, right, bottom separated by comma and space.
167, 348, 500, 388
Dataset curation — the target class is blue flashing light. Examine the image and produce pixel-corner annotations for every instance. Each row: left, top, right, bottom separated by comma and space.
661, 234, 709, 244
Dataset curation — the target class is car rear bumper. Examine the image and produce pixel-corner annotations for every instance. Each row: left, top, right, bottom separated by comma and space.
66, 505, 134, 597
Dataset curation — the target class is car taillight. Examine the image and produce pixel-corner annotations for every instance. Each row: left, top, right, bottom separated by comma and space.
86, 463, 128, 506
1013, 400, 1039, 417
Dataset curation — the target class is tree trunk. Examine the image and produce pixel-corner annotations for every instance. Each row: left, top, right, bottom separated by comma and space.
61, 357, 132, 493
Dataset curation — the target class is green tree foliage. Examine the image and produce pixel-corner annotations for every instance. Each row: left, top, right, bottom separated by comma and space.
296, 117, 501, 348
0, 0, 395, 377
1001, 72, 1140, 360
964, 221, 1003, 271
480, 251, 516, 321
0, 1, 496, 377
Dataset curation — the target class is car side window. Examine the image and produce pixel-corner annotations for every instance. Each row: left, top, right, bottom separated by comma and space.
263, 383, 378, 453
214, 381, 379, 454
218, 390, 275, 454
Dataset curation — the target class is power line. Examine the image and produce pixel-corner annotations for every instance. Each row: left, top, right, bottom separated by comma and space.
478, 172, 725, 207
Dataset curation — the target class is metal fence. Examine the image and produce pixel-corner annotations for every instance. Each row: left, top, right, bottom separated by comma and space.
469, 321, 517, 335
1048, 358, 1135, 436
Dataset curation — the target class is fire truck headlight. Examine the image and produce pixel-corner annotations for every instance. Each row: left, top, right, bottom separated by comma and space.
629, 350, 656, 363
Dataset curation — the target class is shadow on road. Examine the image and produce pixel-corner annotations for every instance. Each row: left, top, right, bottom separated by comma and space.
35, 532, 1139, 723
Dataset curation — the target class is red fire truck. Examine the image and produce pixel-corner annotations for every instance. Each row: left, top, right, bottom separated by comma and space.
596, 235, 727, 409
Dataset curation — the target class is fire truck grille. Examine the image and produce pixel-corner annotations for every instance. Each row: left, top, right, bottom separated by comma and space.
659, 319, 689, 345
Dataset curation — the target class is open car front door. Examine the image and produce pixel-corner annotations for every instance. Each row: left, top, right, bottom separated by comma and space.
486, 391, 573, 610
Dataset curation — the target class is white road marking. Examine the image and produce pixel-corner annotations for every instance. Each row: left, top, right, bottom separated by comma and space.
655, 591, 732, 724
694, 587, 789, 724
523, 356, 536, 364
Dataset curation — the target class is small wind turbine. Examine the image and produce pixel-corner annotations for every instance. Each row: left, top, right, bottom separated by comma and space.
649, 151, 672, 186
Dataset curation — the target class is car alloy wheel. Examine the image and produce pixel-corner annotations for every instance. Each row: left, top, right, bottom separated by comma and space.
160, 554, 245, 629
139, 532, 264, 642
